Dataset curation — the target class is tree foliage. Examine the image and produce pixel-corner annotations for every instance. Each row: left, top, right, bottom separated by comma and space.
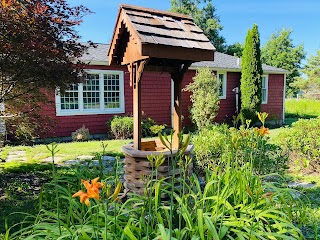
292, 50, 320, 95
184, 68, 220, 130
261, 29, 305, 96
170, 0, 226, 52
226, 42, 244, 57
0, 0, 92, 104
240, 24, 263, 122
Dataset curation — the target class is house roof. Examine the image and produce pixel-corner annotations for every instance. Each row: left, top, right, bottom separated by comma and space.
192, 52, 289, 73
81, 43, 289, 74
108, 4, 215, 66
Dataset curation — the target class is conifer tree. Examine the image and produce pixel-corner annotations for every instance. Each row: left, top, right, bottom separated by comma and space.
240, 24, 263, 122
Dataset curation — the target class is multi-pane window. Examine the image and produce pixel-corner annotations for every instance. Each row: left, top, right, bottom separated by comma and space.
83, 74, 100, 109
60, 84, 79, 110
217, 72, 227, 99
261, 75, 268, 104
104, 74, 120, 109
56, 70, 124, 116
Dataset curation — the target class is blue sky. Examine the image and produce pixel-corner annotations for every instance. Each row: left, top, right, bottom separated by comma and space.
69, 0, 320, 58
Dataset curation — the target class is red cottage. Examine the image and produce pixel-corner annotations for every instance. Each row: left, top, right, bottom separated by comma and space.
41, 42, 288, 139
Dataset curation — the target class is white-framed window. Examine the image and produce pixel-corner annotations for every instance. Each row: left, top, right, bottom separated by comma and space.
217, 72, 227, 99
261, 75, 268, 104
56, 70, 125, 116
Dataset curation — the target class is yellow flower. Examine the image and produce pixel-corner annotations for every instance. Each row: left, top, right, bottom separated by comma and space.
110, 182, 122, 201
72, 177, 103, 206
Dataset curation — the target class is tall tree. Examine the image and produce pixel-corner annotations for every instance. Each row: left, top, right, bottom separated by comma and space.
226, 42, 244, 57
170, 0, 226, 52
240, 24, 263, 122
0, 0, 92, 104
291, 50, 320, 95
261, 29, 305, 96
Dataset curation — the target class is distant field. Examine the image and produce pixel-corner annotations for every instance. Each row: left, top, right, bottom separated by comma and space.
285, 98, 320, 118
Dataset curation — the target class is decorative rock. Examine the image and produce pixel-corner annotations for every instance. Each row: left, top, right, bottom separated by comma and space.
288, 182, 316, 189
62, 160, 83, 165
76, 155, 95, 160
103, 156, 116, 161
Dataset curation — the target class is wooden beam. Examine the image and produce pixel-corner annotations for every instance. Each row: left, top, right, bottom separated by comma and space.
144, 65, 177, 73
129, 59, 149, 150
171, 61, 192, 150
142, 44, 214, 62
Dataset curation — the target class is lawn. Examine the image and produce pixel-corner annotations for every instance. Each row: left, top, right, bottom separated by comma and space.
0, 139, 130, 173
285, 98, 320, 118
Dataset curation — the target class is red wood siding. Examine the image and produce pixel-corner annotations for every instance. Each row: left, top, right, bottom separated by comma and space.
41, 66, 172, 138
216, 72, 240, 123
41, 68, 285, 138
261, 74, 284, 120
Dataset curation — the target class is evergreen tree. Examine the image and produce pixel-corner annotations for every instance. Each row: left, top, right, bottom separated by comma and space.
261, 29, 305, 96
240, 24, 263, 122
170, 0, 226, 52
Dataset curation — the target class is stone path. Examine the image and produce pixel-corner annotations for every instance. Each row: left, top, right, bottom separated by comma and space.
287, 181, 317, 199
60, 156, 124, 175
5, 150, 27, 162
288, 181, 317, 189
3, 150, 124, 176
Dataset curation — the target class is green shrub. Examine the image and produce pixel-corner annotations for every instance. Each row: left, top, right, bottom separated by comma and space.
184, 67, 220, 130
192, 124, 289, 175
109, 116, 133, 139
71, 125, 90, 142
277, 117, 320, 172
150, 124, 166, 136
108, 116, 162, 139
141, 117, 156, 137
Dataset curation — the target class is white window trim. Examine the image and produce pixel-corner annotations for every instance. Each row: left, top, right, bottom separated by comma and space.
55, 70, 125, 116
261, 75, 268, 104
217, 72, 227, 99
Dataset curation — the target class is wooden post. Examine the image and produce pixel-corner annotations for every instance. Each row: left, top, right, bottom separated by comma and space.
132, 63, 141, 150
129, 60, 148, 150
172, 77, 182, 150
171, 62, 192, 150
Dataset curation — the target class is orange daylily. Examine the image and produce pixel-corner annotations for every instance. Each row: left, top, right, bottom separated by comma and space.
72, 177, 104, 206
258, 126, 269, 136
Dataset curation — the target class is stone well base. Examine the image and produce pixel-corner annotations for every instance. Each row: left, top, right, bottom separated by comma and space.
122, 139, 193, 195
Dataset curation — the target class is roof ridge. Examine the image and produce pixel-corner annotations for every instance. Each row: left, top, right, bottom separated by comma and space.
120, 4, 193, 20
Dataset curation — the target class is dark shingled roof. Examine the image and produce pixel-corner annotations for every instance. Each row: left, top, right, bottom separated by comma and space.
81, 43, 289, 74
120, 4, 215, 51
192, 52, 289, 73
79, 43, 109, 63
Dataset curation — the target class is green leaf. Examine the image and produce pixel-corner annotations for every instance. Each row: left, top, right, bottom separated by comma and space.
124, 225, 138, 240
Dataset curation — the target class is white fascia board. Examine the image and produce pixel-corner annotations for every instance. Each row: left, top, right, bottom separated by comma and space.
283, 74, 286, 124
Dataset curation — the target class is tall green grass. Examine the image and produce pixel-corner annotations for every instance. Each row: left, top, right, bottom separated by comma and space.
285, 99, 320, 118
6, 134, 306, 239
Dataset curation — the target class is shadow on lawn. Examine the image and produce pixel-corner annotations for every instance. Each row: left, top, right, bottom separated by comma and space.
0, 171, 51, 233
